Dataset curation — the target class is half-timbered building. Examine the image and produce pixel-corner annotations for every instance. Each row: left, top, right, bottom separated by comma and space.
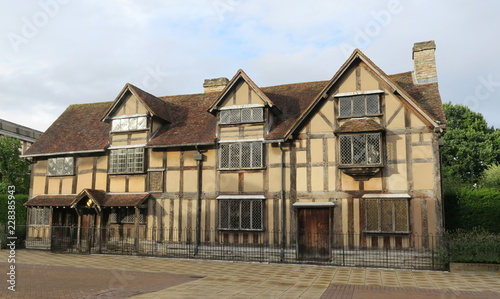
23, 41, 446, 262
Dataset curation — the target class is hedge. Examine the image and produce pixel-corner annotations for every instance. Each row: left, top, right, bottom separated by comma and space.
444, 187, 500, 233
445, 229, 500, 264
0, 194, 28, 226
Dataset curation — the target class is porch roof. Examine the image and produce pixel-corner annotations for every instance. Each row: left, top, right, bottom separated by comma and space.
24, 194, 77, 207
25, 191, 150, 208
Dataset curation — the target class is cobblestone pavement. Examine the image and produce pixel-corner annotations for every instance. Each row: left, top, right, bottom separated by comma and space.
0, 250, 499, 298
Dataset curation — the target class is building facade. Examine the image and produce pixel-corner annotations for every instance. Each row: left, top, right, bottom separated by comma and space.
23, 41, 446, 260
0, 118, 43, 154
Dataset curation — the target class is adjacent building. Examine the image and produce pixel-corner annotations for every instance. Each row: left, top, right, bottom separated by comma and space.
0, 118, 43, 154
22, 41, 446, 260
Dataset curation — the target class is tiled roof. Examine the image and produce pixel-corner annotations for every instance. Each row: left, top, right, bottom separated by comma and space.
262, 81, 329, 140
76, 189, 149, 207
23, 102, 111, 157
23, 58, 445, 156
148, 92, 220, 147
128, 84, 171, 122
101, 193, 150, 207
25, 190, 149, 207
24, 195, 77, 207
389, 72, 446, 124
334, 118, 385, 134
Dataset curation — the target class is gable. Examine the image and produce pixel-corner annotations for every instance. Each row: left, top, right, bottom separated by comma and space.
291, 51, 444, 138
208, 69, 277, 113
110, 91, 149, 117
218, 79, 267, 108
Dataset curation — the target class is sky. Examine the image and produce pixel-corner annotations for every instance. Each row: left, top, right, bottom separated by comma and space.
0, 0, 499, 132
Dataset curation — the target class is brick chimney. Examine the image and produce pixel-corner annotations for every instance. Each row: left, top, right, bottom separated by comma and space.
412, 40, 438, 84
203, 77, 229, 92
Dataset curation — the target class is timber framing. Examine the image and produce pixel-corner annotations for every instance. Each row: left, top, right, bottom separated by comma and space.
23, 41, 447, 260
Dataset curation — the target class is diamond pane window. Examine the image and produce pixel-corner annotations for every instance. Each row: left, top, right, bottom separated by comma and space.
219, 108, 264, 123
219, 199, 264, 231
110, 148, 144, 174
366, 94, 380, 114
337, 94, 380, 117
220, 110, 231, 123
29, 207, 50, 225
365, 198, 410, 233
339, 134, 381, 166
111, 116, 148, 132
48, 157, 74, 176
110, 207, 147, 224
219, 142, 264, 169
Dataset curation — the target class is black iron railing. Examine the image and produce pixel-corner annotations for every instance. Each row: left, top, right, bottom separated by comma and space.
8, 225, 450, 270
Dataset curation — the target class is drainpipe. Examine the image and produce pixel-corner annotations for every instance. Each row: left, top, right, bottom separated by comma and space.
279, 142, 286, 261
194, 146, 205, 256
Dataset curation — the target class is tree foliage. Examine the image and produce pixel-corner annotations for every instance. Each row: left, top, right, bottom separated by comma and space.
442, 103, 500, 186
0, 136, 30, 194
482, 164, 500, 188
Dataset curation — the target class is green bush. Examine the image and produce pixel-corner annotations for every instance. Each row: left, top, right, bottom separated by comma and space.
0, 194, 28, 249
444, 187, 500, 233
0, 194, 28, 225
446, 229, 500, 264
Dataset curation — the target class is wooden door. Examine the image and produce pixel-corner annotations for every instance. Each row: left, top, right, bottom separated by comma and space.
80, 209, 96, 253
297, 208, 330, 260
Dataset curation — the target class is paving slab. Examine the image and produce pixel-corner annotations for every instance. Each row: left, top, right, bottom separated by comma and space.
0, 250, 498, 298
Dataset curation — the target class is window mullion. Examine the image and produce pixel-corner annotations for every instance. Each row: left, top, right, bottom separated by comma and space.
250, 200, 253, 229
350, 136, 354, 165
239, 200, 242, 230
378, 199, 382, 232
392, 201, 396, 231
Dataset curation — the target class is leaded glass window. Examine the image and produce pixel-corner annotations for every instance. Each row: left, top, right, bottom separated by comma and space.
338, 94, 380, 117
219, 199, 263, 230
220, 108, 264, 124
219, 142, 264, 169
29, 207, 50, 225
365, 198, 410, 233
110, 148, 145, 174
48, 157, 74, 176
339, 134, 381, 166
111, 116, 148, 132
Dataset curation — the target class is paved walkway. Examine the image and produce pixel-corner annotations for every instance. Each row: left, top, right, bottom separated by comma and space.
0, 250, 499, 298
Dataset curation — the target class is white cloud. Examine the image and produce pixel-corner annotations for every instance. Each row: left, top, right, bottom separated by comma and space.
0, 0, 499, 131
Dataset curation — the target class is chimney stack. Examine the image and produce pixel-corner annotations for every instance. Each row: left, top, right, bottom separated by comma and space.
412, 40, 438, 84
203, 77, 229, 93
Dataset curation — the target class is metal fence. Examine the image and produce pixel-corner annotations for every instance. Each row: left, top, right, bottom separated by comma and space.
9, 225, 449, 271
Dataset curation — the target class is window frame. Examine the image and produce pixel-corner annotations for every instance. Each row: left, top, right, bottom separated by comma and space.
219, 107, 264, 124
364, 197, 410, 234
219, 141, 264, 170
337, 93, 382, 118
109, 148, 145, 174
339, 133, 383, 167
111, 115, 148, 132
29, 207, 51, 226
218, 197, 264, 231
47, 157, 74, 176
109, 207, 147, 224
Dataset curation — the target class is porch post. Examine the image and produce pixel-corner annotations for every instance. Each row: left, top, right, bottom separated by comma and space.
134, 207, 139, 253
95, 208, 102, 253
75, 208, 82, 251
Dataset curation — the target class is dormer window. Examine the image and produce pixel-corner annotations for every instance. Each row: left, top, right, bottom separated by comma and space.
111, 116, 148, 132
338, 92, 381, 118
220, 107, 264, 124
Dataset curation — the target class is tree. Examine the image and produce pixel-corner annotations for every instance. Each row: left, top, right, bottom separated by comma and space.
0, 136, 30, 194
482, 164, 500, 188
442, 103, 499, 186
